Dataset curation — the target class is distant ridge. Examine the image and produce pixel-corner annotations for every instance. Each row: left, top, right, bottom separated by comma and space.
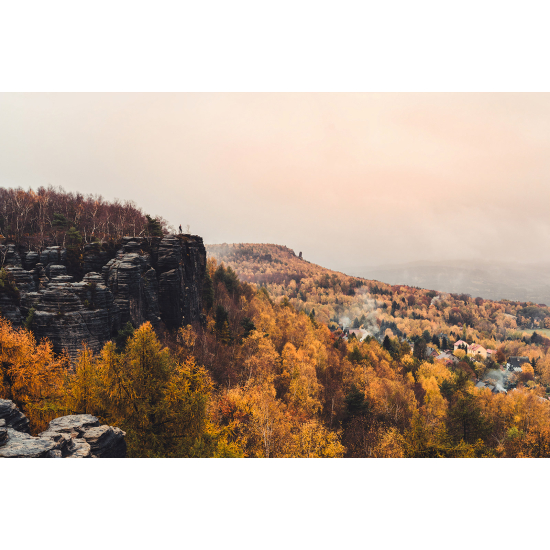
345, 260, 550, 305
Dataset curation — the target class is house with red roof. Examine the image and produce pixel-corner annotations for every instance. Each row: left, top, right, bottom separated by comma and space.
453, 340, 468, 351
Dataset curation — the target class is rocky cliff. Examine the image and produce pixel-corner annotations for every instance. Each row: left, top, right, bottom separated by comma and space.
0, 235, 206, 357
0, 399, 126, 458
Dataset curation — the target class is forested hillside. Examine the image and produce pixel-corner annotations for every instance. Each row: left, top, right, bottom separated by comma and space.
4, 194, 550, 457
207, 244, 550, 400
5, 258, 550, 457
207, 243, 550, 348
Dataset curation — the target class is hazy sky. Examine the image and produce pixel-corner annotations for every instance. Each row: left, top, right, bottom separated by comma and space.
1, 93, 549, 272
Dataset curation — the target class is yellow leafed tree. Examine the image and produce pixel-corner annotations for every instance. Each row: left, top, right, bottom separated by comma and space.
0, 317, 68, 432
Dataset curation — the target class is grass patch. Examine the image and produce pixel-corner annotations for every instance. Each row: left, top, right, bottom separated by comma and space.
518, 328, 550, 337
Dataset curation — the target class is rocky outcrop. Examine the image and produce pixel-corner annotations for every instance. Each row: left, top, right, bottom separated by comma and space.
79, 425, 127, 458
0, 419, 8, 446
45, 414, 101, 436
156, 235, 206, 329
0, 398, 30, 433
39, 246, 67, 267
0, 244, 22, 267
0, 428, 61, 458
27, 273, 121, 358
0, 400, 126, 458
102, 235, 206, 330
0, 234, 205, 358
83, 242, 113, 275
103, 238, 161, 328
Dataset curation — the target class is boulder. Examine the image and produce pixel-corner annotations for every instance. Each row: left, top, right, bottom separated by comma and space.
0, 400, 126, 458
66, 439, 92, 458
40, 414, 125, 458
82, 425, 127, 458
0, 428, 58, 458
45, 414, 100, 436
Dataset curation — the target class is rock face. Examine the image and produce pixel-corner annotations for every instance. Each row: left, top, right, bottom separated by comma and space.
79, 425, 127, 458
0, 398, 30, 433
29, 272, 121, 358
103, 239, 161, 329
156, 235, 206, 329
0, 400, 126, 458
103, 235, 206, 330
0, 234, 206, 358
0, 419, 8, 446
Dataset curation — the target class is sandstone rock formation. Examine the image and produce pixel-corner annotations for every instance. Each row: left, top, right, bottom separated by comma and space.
0, 398, 30, 433
0, 234, 205, 358
0, 419, 8, 446
0, 399, 127, 458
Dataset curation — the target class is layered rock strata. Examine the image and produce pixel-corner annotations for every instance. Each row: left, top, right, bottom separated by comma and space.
0, 235, 205, 357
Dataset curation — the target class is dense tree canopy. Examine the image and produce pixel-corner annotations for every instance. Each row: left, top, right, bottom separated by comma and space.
0, 185, 170, 252
4, 243, 550, 457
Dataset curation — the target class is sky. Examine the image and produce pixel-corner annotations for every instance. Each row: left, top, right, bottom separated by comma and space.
1, 92, 549, 273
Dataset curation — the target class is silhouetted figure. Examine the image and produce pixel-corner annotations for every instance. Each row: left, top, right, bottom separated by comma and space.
179, 224, 182, 233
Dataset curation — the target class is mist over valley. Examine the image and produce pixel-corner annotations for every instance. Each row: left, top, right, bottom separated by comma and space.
345, 259, 550, 306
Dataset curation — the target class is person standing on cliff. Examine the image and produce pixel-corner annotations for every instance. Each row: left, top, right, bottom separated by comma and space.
179, 224, 182, 233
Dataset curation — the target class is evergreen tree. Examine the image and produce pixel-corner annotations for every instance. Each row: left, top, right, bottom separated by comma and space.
66, 226, 82, 246
215, 305, 229, 334
115, 321, 135, 352
202, 268, 214, 311
240, 317, 255, 339
414, 339, 427, 361
348, 346, 363, 363
145, 215, 164, 237
52, 213, 68, 228
214, 264, 240, 296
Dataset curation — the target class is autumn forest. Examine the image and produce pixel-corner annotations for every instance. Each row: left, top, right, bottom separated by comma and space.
3, 188, 550, 457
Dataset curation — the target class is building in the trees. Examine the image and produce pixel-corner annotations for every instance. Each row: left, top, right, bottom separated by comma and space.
467, 343, 487, 359
347, 328, 369, 341
506, 356, 530, 372
436, 351, 457, 365
425, 345, 438, 358
453, 339, 468, 351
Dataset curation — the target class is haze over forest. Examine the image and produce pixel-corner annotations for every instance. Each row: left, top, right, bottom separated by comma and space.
1, 93, 549, 302
347, 259, 550, 306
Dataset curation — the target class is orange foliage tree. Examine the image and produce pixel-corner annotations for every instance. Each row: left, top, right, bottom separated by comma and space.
0, 317, 68, 432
